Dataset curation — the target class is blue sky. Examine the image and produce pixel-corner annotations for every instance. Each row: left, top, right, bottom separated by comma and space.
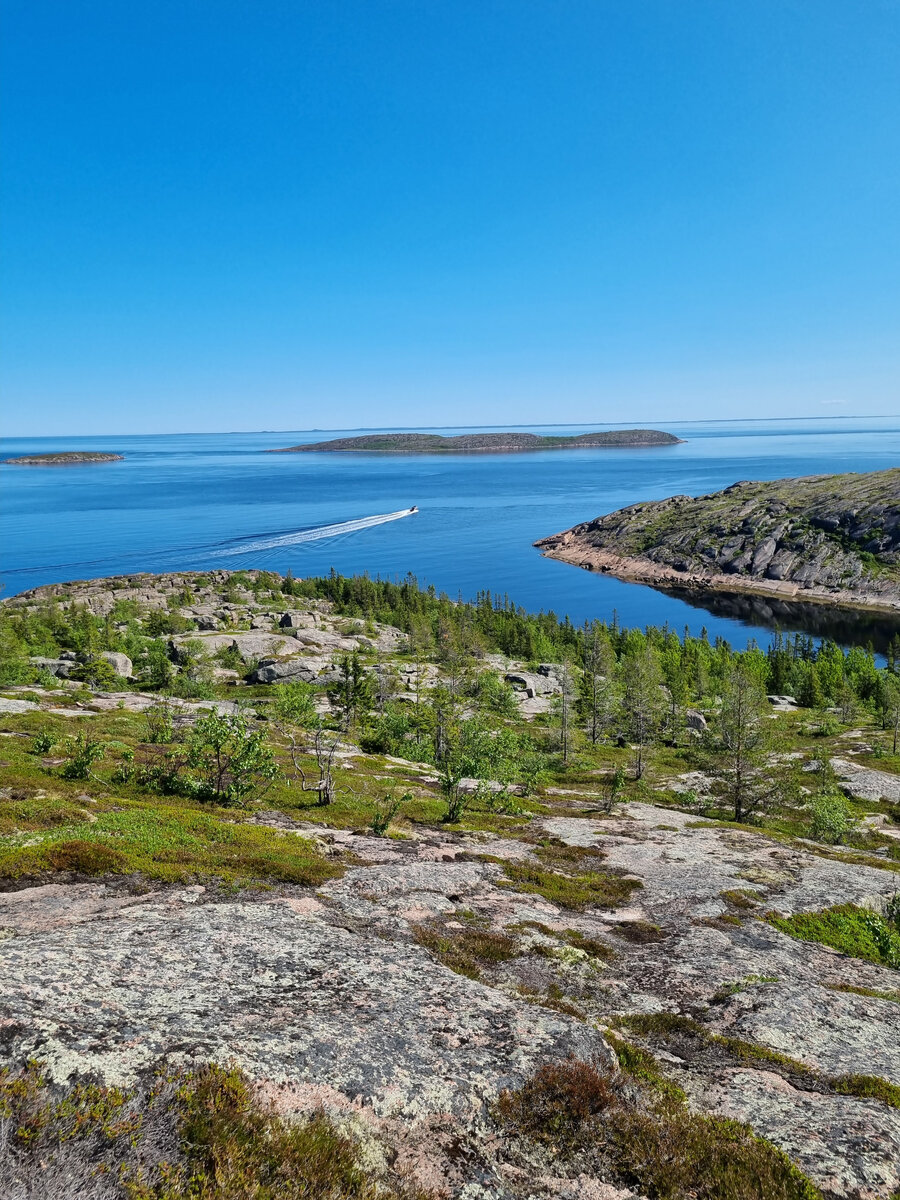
2, 1, 899, 435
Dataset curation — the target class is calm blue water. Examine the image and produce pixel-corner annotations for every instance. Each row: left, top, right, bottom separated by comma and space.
1, 418, 898, 650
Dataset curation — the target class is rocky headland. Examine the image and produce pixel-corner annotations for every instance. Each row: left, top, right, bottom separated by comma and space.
268, 430, 682, 453
535, 469, 900, 614
3, 451, 124, 465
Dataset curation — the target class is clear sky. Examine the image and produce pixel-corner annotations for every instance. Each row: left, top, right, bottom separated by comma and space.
2, 1, 899, 435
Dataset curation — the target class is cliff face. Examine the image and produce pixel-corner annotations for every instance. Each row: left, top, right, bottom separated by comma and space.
536, 469, 900, 610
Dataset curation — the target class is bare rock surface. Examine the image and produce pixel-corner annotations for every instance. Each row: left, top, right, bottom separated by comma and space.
0, 697, 40, 714
686, 1069, 900, 1200
2, 797, 900, 1196
832, 756, 900, 803
0, 886, 607, 1122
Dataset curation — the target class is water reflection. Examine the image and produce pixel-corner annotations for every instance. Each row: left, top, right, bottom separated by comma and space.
663, 587, 900, 653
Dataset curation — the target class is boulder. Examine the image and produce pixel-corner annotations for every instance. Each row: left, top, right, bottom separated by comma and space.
685, 708, 707, 732
279, 611, 315, 630
0, 697, 40, 714
30, 656, 73, 678
505, 670, 561, 697
100, 651, 133, 679
169, 632, 297, 660
248, 658, 321, 684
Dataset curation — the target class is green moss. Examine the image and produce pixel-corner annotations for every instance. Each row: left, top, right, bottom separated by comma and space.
830, 1074, 900, 1108
604, 1032, 687, 1103
616, 1012, 706, 1038
611, 919, 666, 944
532, 837, 607, 870
826, 981, 900, 1004
710, 1035, 814, 1076
720, 888, 761, 910
499, 860, 641, 910
412, 922, 518, 980
562, 928, 619, 962
617, 1010, 900, 1112
766, 904, 900, 970
0, 805, 342, 888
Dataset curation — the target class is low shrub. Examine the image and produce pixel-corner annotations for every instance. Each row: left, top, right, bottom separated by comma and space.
494, 1056, 821, 1200
830, 1073, 900, 1109
0, 807, 343, 888
808, 792, 858, 845
1, 1061, 402, 1200
60, 733, 106, 780
44, 839, 131, 875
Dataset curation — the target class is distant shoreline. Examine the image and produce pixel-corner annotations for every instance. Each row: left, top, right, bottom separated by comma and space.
4, 452, 124, 465
268, 430, 683, 454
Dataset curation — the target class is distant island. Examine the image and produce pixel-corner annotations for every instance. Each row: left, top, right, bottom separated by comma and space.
268, 430, 682, 454
535, 468, 900, 613
4, 451, 124, 465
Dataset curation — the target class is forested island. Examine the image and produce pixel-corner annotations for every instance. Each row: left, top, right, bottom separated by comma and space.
1, 568, 900, 1197
4, 451, 124, 465
269, 429, 682, 453
537, 468, 900, 614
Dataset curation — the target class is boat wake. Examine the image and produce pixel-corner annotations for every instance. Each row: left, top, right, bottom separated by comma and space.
1, 509, 418, 581
211, 508, 418, 558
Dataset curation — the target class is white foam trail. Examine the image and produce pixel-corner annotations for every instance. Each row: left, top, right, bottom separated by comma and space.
212, 509, 417, 558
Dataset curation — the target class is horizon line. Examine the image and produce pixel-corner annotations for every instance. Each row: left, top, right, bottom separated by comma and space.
2, 413, 899, 440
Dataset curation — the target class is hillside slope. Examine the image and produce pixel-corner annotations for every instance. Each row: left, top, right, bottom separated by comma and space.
536, 469, 900, 612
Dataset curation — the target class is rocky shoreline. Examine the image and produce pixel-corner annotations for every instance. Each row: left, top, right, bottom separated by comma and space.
535, 470, 900, 616
537, 543, 900, 615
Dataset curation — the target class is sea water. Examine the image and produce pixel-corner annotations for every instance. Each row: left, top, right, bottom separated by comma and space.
1, 417, 898, 651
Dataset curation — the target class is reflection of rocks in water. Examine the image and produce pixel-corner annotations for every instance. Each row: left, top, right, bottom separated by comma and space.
664, 587, 900, 652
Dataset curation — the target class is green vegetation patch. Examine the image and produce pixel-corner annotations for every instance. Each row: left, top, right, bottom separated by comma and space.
766, 903, 900, 970
494, 1056, 821, 1200
830, 1074, 900, 1109
499, 860, 642, 910
0, 805, 342, 888
412, 921, 518, 980
826, 981, 900, 1004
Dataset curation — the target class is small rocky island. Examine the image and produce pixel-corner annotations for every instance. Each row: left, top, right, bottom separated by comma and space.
269, 429, 682, 453
536, 468, 900, 613
4, 451, 124, 465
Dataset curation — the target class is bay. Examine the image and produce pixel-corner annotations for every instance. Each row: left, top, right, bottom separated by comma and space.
1, 417, 898, 651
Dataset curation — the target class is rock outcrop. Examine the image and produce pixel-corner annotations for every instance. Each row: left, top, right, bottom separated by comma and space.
536, 469, 900, 613
1, 805, 899, 1197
